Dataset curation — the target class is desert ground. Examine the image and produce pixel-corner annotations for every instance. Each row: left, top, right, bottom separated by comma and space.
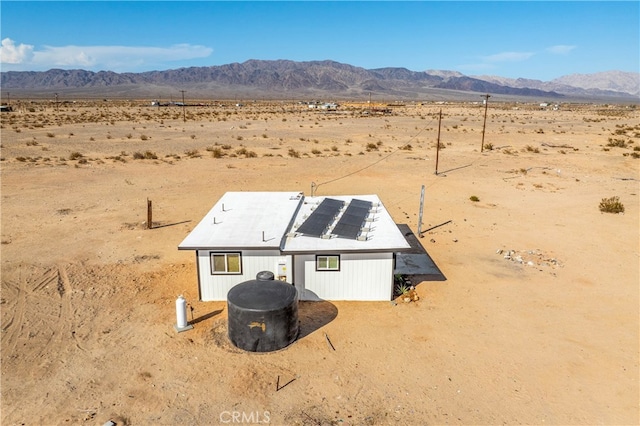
1, 99, 638, 425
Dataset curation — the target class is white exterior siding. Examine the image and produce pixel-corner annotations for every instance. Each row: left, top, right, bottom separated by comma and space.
197, 250, 291, 301
299, 252, 394, 301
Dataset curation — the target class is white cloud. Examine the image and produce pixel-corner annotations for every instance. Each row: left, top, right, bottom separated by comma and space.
546, 45, 576, 55
0, 38, 34, 64
1, 39, 213, 71
482, 51, 535, 63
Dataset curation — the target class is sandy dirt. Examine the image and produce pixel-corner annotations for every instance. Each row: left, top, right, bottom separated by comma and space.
1, 100, 638, 425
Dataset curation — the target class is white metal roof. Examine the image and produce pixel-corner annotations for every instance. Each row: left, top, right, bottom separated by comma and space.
178, 191, 304, 250
178, 192, 410, 253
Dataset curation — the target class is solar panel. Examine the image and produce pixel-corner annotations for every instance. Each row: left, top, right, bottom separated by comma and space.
296, 198, 344, 237
332, 199, 372, 239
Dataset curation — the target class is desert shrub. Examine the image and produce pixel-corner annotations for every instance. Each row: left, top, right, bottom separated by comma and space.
469, 195, 480, 202
210, 148, 225, 158
46, 132, 55, 138
311, 149, 322, 155
365, 142, 378, 152
607, 138, 627, 148
184, 149, 200, 158
16, 156, 27, 162
132, 151, 157, 160
525, 145, 540, 153
140, 134, 148, 141
288, 148, 300, 158
599, 196, 624, 214
69, 152, 83, 160
235, 147, 248, 156
483, 143, 493, 151
78, 158, 88, 164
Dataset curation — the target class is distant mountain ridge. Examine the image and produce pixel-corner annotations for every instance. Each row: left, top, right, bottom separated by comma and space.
1, 60, 638, 101
472, 70, 639, 98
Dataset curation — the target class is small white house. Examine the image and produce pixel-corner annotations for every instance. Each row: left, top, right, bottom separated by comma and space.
178, 191, 411, 301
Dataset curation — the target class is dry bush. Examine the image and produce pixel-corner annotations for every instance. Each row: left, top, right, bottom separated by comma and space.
599, 196, 624, 214
210, 148, 225, 158
288, 148, 301, 158
607, 138, 627, 148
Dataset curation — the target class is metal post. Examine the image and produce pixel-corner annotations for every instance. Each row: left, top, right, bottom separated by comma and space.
54, 93, 59, 113
418, 185, 425, 237
481, 94, 490, 152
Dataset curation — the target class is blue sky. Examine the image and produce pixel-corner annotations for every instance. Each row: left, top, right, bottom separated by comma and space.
1, 1, 638, 81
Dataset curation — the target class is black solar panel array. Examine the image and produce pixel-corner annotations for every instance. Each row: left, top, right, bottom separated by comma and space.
332, 199, 372, 239
296, 198, 344, 237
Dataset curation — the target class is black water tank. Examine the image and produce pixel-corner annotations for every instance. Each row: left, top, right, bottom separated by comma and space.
227, 272, 299, 352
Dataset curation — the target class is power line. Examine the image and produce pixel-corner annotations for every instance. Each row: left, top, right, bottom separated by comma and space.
311, 113, 437, 196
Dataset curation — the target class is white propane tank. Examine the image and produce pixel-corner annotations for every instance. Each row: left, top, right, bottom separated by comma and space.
174, 295, 192, 332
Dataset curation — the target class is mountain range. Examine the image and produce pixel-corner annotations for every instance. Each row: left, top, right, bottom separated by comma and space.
1, 60, 638, 102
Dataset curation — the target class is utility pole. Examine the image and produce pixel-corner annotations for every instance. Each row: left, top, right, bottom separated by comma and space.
180, 90, 186, 122
54, 93, 59, 113
6, 92, 9, 107
480, 94, 490, 152
435, 109, 442, 175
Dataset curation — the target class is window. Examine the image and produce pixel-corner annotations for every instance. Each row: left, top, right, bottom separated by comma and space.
316, 255, 340, 271
210, 252, 242, 274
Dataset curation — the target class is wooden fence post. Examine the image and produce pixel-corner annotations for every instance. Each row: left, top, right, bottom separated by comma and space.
147, 198, 152, 229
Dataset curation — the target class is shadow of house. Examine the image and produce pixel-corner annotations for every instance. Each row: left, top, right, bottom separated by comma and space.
394, 224, 446, 284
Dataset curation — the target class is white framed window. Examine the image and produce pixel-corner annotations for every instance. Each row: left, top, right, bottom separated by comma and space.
210, 252, 242, 274
316, 254, 340, 271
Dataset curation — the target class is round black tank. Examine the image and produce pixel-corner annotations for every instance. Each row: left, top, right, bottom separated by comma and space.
227, 272, 299, 352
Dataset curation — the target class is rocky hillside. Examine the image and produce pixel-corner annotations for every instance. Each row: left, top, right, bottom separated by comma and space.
1, 60, 638, 101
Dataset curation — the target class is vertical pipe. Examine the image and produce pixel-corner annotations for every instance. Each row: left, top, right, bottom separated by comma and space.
418, 185, 425, 237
